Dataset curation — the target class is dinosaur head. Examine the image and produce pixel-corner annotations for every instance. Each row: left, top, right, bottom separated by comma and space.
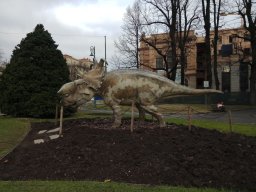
57, 59, 105, 108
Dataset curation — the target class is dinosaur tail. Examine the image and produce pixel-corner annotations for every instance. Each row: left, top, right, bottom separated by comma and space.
163, 82, 223, 98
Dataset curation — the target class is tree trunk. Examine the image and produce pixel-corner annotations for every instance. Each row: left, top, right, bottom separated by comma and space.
213, 33, 220, 90
250, 66, 256, 105
170, 44, 177, 81
212, 0, 221, 90
204, 19, 212, 87
136, 25, 140, 69
250, 40, 256, 104
180, 47, 186, 85
202, 0, 212, 88
169, 1, 178, 81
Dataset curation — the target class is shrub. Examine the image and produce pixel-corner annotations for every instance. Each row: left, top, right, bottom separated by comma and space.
0, 24, 70, 117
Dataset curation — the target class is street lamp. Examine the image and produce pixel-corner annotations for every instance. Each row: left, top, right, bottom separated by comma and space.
90, 46, 96, 64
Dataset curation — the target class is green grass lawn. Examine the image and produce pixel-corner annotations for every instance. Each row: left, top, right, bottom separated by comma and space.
0, 104, 255, 192
166, 117, 256, 137
0, 116, 30, 158
0, 181, 230, 192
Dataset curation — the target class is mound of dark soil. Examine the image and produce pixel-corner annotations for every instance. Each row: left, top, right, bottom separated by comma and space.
0, 118, 256, 191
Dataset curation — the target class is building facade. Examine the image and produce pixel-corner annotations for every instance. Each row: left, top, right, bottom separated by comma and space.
64, 54, 94, 81
139, 27, 251, 93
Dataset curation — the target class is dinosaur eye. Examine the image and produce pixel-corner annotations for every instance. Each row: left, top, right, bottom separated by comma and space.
64, 93, 70, 97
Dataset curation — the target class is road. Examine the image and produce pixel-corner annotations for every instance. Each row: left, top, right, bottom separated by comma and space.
87, 108, 256, 124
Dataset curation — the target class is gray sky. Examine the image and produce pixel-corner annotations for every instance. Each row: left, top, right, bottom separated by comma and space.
0, 0, 134, 69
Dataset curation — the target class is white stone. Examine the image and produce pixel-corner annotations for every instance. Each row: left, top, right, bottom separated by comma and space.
47, 127, 60, 133
34, 139, 44, 144
38, 130, 47, 134
49, 134, 60, 140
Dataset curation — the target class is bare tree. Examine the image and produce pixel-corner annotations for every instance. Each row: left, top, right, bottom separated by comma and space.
235, 0, 256, 104
212, 0, 223, 90
201, 0, 213, 88
177, 0, 199, 85
113, 0, 142, 69
140, 0, 179, 80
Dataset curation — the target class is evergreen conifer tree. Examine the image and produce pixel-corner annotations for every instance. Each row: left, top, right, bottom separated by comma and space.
0, 24, 70, 117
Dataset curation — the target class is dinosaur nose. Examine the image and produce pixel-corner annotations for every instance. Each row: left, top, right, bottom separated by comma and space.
57, 88, 63, 96
57, 90, 64, 104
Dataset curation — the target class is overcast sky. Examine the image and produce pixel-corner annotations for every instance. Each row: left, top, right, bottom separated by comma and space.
0, 0, 134, 69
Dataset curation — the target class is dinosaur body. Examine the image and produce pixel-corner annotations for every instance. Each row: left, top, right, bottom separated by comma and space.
58, 59, 222, 128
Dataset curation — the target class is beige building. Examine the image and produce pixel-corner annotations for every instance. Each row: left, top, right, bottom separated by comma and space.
64, 54, 94, 81
139, 27, 251, 93
140, 31, 197, 82
212, 28, 251, 92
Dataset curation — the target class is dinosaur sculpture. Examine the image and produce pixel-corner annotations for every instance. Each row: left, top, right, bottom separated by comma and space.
58, 59, 222, 128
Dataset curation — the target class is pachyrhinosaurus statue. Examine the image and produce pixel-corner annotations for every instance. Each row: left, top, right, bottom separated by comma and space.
58, 59, 222, 128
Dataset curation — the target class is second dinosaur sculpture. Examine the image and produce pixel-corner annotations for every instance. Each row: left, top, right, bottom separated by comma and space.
58, 59, 222, 128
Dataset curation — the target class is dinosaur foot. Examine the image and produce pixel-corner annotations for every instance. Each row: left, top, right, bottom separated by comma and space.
111, 122, 121, 129
159, 122, 166, 128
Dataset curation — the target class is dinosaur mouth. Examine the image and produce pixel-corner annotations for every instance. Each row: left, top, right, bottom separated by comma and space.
62, 99, 87, 108
59, 99, 76, 107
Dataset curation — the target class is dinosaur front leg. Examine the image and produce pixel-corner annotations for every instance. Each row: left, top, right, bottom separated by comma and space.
110, 104, 122, 128
136, 103, 146, 121
140, 104, 166, 128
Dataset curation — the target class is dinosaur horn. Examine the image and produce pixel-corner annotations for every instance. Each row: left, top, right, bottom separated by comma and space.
75, 67, 84, 78
86, 59, 105, 80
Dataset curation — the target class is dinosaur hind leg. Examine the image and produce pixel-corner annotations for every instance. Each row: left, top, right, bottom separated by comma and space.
110, 104, 122, 128
140, 104, 166, 128
136, 103, 146, 121
135, 103, 146, 128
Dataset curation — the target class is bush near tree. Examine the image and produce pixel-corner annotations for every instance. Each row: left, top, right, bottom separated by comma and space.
0, 24, 70, 117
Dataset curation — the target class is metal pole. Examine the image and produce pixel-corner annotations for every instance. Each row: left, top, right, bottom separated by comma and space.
94, 46, 96, 64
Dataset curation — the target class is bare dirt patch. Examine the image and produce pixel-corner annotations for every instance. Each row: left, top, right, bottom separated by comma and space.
0, 118, 256, 191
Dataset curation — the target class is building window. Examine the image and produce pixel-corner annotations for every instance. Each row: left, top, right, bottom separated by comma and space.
218, 36, 222, 44
229, 35, 233, 43
196, 78, 204, 89
222, 65, 231, 92
167, 50, 172, 68
222, 71, 231, 92
196, 43, 206, 69
222, 66, 230, 72
244, 34, 250, 42
156, 56, 163, 69
244, 48, 251, 56
229, 35, 236, 43
240, 62, 249, 92
221, 44, 233, 57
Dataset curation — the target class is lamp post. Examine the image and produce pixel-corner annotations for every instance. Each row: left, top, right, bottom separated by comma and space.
90, 46, 96, 64
90, 46, 97, 108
